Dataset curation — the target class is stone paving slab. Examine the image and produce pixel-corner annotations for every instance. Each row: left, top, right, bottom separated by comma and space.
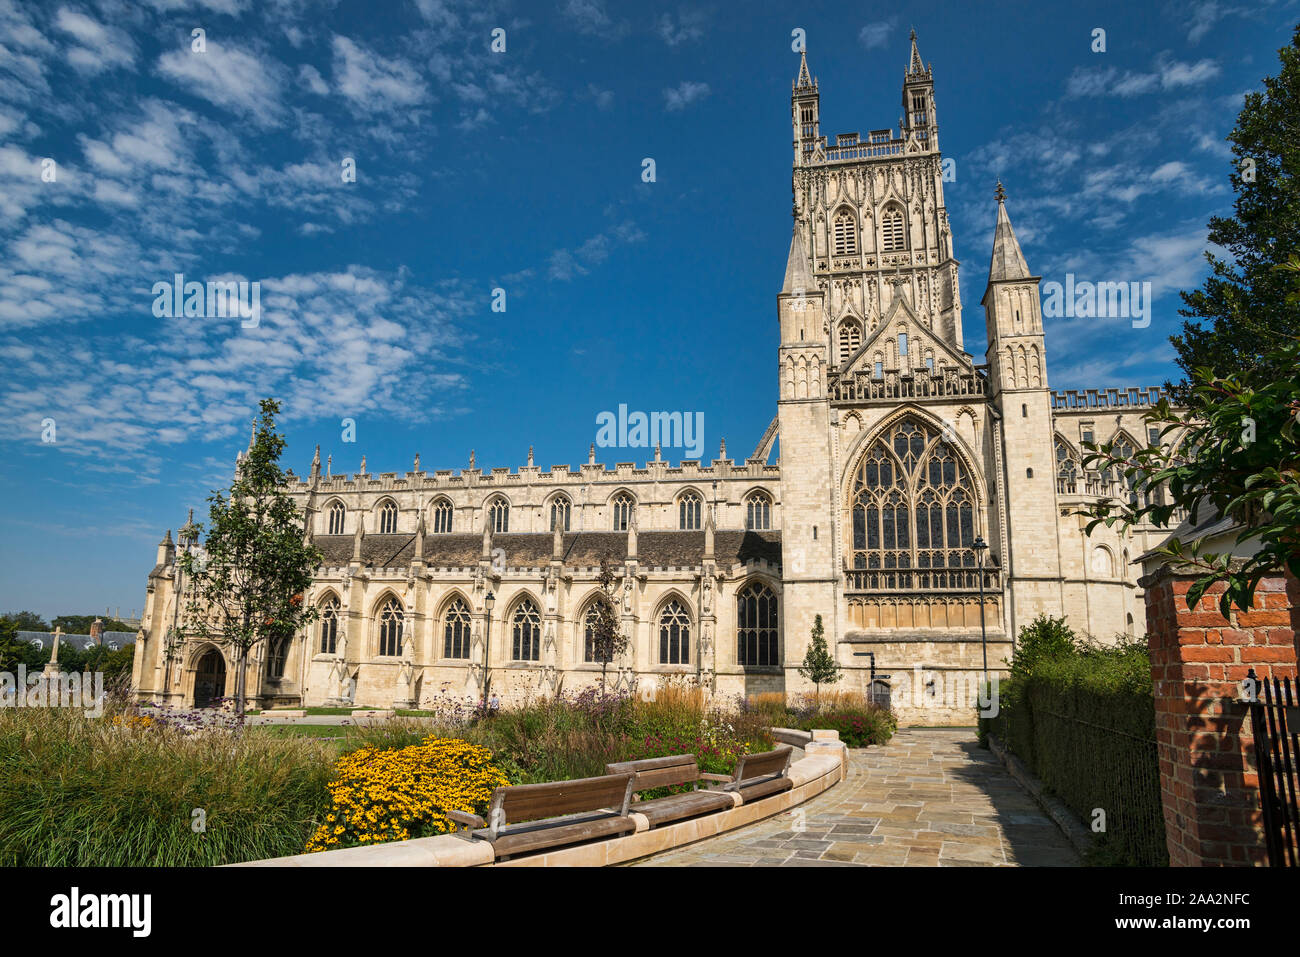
631, 729, 1081, 868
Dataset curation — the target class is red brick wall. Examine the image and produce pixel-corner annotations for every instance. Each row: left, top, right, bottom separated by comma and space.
1143, 570, 1298, 866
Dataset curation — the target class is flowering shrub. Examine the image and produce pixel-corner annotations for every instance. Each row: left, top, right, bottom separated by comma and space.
306, 737, 508, 852
804, 708, 897, 748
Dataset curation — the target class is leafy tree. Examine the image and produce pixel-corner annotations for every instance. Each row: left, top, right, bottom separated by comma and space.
1, 611, 48, 632
179, 399, 323, 714
1080, 266, 1299, 614
1010, 614, 1078, 682
797, 614, 841, 703
0, 617, 25, 673
1170, 26, 1300, 403
51, 615, 135, 634
587, 559, 629, 696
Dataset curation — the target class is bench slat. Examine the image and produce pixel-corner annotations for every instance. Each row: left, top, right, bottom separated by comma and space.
491, 814, 635, 858
735, 746, 793, 781
634, 789, 734, 828
493, 772, 635, 825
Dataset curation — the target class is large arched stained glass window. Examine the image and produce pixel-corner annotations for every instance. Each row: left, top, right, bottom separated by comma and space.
377, 597, 404, 656
328, 501, 345, 535
847, 418, 981, 589
511, 598, 541, 661
443, 598, 471, 659
319, 597, 339, 654
737, 582, 778, 666
658, 601, 690, 665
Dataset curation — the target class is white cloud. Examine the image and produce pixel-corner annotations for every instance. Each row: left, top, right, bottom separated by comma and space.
663, 80, 710, 112
157, 42, 286, 125
1066, 55, 1221, 98
331, 36, 430, 112
657, 10, 707, 46
55, 6, 136, 74
858, 20, 895, 50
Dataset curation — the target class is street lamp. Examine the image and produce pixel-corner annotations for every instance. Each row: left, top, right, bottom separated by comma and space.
972, 537, 989, 688
482, 590, 495, 708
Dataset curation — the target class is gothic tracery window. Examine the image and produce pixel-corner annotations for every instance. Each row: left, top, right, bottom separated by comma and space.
328, 501, 345, 535
443, 598, 471, 659
611, 492, 634, 531
319, 596, 339, 654
550, 495, 571, 532
746, 491, 772, 531
488, 497, 509, 533
658, 600, 690, 665
511, 598, 541, 661
431, 498, 453, 533
679, 492, 702, 530
1055, 438, 1078, 493
377, 596, 403, 656
833, 210, 858, 256
737, 582, 778, 667
848, 419, 980, 589
378, 499, 398, 534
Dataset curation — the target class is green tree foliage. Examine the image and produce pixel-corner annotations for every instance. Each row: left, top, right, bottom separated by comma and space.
1171, 26, 1300, 402
50, 615, 135, 634
797, 614, 842, 701
179, 399, 323, 713
1079, 322, 1299, 615
1, 611, 48, 632
0, 617, 25, 673
586, 558, 629, 696
1009, 614, 1078, 681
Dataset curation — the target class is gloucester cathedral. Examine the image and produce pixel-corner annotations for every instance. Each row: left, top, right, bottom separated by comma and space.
131, 36, 1186, 723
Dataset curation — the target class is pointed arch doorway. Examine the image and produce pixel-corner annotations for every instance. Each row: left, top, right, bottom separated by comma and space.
194, 648, 227, 708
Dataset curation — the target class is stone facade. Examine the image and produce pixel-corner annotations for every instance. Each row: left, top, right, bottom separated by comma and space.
131, 37, 1186, 724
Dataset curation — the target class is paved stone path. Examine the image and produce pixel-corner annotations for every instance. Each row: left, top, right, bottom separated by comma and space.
633, 728, 1081, 866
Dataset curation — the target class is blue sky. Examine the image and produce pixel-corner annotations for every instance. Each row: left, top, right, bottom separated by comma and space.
0, 0, 1295, 620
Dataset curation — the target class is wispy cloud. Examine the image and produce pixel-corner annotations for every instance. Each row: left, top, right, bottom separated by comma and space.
663, 80, 710, 112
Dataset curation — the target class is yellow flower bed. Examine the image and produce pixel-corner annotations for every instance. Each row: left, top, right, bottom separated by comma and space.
306, 737, 508, 853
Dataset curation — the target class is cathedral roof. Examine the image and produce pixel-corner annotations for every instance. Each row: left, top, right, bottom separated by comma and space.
310, 530, 782, 570
780, 229, 815, 296
986, 183, 1031, 285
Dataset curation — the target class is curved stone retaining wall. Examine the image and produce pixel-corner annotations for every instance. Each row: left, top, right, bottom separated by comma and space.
234, 745, 845, 868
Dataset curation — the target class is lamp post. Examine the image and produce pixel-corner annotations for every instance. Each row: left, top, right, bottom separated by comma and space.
482, 590, 495, 708
972, 537, 989, 689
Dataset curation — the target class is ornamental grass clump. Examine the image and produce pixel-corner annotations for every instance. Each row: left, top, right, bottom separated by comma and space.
306, 736, 508, 852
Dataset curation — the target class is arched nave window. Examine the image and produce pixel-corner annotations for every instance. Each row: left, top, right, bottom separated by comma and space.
319, 596, 339, 654
431, 499, 453, 534
378, 500, 398, 534
657, 601, 691, 665
377, 596, 404, 656
881, 207, 906, 252
511, 598, 541, 661
678, 491, 702, 530
745, 492, 772, 531
550, 496, 571, 532
611, 492, 635, 531
328, 501, 345, 535
833, 210, 858, 256
443, 598, 471, 659
488, 497, 510, 534
737, 582, 779, 666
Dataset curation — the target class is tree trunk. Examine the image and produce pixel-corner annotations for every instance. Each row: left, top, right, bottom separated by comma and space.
236, 645, 247, 715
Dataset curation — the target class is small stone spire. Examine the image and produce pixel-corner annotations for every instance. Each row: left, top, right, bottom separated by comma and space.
359, 454, 367, 476
552, 518, 564, 561
907, 29, 926, 75
654, 442, 662, 462
311, 444, 321, 476
326, 454, 332, 478
795, 48, 814, 89
414, 452, 420, 472
352, 513, 365, 563
157, 529, 174, 565
588, 443, 596, 465
626, 509, 638, 561
987, 182, 1031, 283
527, 445, 534, 467
469, 449, 476, 470
413, 512, 425, 564
481, 516, 492, 559
781, 226, 816, 296
719, 438, 727, 460
178, 508, 199, 547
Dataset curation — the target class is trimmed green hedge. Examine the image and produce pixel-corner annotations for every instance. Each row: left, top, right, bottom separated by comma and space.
979, 616, 1167, 866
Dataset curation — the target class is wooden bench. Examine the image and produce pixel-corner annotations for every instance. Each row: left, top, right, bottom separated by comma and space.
604, 754, 737, 828
719, 746, 795, 802
446, 772, 637, 860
